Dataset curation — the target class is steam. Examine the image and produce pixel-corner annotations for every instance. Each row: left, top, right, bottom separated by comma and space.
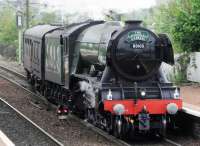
79, 81, 96, 108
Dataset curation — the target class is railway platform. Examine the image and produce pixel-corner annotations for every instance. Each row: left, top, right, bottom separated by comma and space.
181, 85, 200, 117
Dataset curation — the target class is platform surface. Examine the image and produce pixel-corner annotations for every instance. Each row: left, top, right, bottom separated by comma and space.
181, 85, 200, 116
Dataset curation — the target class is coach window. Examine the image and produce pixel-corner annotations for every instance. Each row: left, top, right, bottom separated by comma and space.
33, 41, 36, 59
37, 42, 40, 59
50, 42, 53, 62
28, 39, 31, 57
32, 41, 35, 59
31, 41, 33, 59
35, 42, 38, 59
31, 40, 33, 58
25, 39, 29, 55
26, 39, 28, 56
26, 39, 28, 55
45, 40, 48, 66
52, 42, 55, 61
64, 39, 67, 54
55, 41, 57, 61
35, 42, 37, 59
29, 39, 32, 57
24, 39, 27, 55
34, 41, 39, 59
57, 42, 60, 72
30, 40, 35, 58
65, 37, 69, 54
25, 39, 27, 55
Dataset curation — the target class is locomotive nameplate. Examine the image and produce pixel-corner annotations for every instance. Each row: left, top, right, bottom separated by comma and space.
127, 30, 149, 42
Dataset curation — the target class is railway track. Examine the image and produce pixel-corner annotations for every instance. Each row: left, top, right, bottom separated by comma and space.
0, 65, 183, 146
0, 65, 25, 80
0, 65, 50, 106
0, 97, 63, 146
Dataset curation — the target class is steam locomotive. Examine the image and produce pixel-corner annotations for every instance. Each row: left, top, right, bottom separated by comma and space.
23, 20, 182, 138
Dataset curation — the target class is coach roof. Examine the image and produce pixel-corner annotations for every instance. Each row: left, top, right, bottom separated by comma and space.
24, 24, 63, 39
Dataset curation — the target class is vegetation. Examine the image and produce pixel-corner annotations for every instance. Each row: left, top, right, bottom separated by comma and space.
151, 0, 200, 53
170, 53, 190, 84
0, 6, 18, 46
123, 0, 200, 83
31, 11, 61, 25
0, 1, 62, 60
138, 0, 200, 84
0, 5, 18, 60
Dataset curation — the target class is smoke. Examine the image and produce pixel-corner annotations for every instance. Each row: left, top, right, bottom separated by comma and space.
79, 81, 96, 108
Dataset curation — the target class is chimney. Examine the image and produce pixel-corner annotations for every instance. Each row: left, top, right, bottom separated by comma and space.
125, 20, 142, 28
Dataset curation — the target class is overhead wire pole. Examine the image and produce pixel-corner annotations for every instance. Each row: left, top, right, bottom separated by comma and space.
7, 0, 46, 63
5, 0, 23, 64
16, 0, 23, 64
26, 0, 29, 29
17, 0, 29, 64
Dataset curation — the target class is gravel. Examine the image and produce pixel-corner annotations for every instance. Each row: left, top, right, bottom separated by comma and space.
0, 76, 116, 146
0, 56, 25, 75
0, 99, 59, 146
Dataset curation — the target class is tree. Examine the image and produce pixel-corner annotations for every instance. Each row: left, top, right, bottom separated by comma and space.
41, 12, 58, 24
0, 6, 18, 46
149, 0, 200, 53
104, 10, 122, 21
146, 0, 200, 83
172, 0, 200, 52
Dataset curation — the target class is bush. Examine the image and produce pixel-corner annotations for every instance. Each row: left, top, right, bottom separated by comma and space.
0, 43, 16, 60
0, 4, 18, 60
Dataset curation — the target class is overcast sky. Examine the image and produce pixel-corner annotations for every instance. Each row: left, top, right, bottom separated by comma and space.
42, 0, 156, 19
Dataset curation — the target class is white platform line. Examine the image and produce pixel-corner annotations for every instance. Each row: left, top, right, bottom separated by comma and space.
182, 102, 200, 117
0, 130, 15, 146
182, 107, 200, 117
